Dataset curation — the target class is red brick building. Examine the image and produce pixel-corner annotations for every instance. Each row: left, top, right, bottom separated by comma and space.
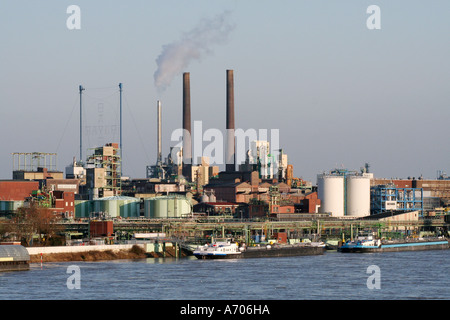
52, 190, 75, 218
0, 180, 39, 201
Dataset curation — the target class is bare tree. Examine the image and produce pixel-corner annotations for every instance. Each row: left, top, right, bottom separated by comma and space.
7, 202, 63, 246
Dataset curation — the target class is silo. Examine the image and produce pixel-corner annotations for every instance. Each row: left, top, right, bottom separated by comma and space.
317, 174, 345, 217
346, 175, 370, 217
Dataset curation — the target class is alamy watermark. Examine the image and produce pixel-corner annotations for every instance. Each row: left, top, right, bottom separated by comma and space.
367, 5, 381, 30
366, 265, 381, 290
66, 5, 81, 30
170, 121, 280, 169
66, 5, 381, 31
66, 265, 81, 290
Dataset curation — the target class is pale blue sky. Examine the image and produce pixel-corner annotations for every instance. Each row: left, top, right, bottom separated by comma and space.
1, 1, 449, 182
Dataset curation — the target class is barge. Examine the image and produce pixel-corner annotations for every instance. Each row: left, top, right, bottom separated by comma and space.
339, 235, 449, 253
0, 245, 30, 272
193, 241, 326, 259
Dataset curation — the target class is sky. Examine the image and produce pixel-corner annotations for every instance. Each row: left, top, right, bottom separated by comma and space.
1, 0, 449, 183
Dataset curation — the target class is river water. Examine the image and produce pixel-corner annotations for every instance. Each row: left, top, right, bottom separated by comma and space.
1, 250, 448, 302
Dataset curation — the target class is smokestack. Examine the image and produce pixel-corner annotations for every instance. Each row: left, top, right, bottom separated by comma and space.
157, 100, 162, 165
226, 69, 235, 172
182, 72, 192, 176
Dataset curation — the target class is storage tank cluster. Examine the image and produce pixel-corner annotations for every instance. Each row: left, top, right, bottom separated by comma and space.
75, 196, 140, 218
144, 195, 192, 218
317, 170, 372, 217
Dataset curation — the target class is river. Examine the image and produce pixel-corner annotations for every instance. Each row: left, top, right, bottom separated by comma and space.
1, 249, 448, 302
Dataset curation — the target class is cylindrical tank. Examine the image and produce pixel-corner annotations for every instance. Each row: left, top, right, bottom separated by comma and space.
167, 198, 175, 218
317, 174, 345, 217
156, 197, 167, 218
75, 200, 91, 218
346, 175, 371, 217
0, 201, 24, 213
144, 196, 192, 218
101, 198, 118, 217
87, 196, 140, 218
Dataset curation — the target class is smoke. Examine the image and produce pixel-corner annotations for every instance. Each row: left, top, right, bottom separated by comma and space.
154, 11, 235, 93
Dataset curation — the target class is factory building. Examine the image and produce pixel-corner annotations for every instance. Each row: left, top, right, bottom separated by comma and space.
0, 161, 77, 218
0, 180, 39, 201
85, 143, 122, 199
316, 170, 450, 218
371, 178, 450, 208
65, 157, 86, 184
370, 184, 423, 216
43, 179, 80, 195
12, 153, 63, 180
193, 202, 242, 217
239, 141, 273, 179
51, 190, 75, 218
368, 177, 450, 217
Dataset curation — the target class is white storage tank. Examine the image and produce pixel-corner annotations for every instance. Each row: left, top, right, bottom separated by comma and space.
346, 175, 371, 217
317, 174, 345, 217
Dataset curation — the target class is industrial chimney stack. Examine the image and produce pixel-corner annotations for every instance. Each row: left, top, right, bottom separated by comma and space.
182, 72, 192, 177
226, 69, 235, 172
157, 100, 162, 165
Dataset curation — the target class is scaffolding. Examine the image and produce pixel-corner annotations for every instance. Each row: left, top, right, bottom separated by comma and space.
86, 143, 121, 197
12, 152, 57, 172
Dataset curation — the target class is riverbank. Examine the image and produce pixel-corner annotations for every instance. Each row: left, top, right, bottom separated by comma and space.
28, 244, 193, 263
29, 245, 149, 263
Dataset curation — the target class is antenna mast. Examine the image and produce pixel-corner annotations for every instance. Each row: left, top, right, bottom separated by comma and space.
119, 83, 123, 176
79, 85, 85, 162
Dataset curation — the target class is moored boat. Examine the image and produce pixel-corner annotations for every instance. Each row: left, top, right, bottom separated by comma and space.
0, 244, 30, 272
339, 234, 449, 253
193, 240, 326, 259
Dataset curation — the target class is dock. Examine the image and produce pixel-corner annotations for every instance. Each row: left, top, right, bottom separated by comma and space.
60, 215, 449, 246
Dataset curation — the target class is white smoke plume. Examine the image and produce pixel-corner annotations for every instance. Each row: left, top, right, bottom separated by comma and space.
154, 11, 235, 93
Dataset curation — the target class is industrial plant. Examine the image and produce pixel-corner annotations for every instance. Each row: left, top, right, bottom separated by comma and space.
0, 69, 449, 251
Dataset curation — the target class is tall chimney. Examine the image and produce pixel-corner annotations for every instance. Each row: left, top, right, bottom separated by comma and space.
226, 69, 235, 172
182, 72, 192, 177
157, 100, 162, 165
